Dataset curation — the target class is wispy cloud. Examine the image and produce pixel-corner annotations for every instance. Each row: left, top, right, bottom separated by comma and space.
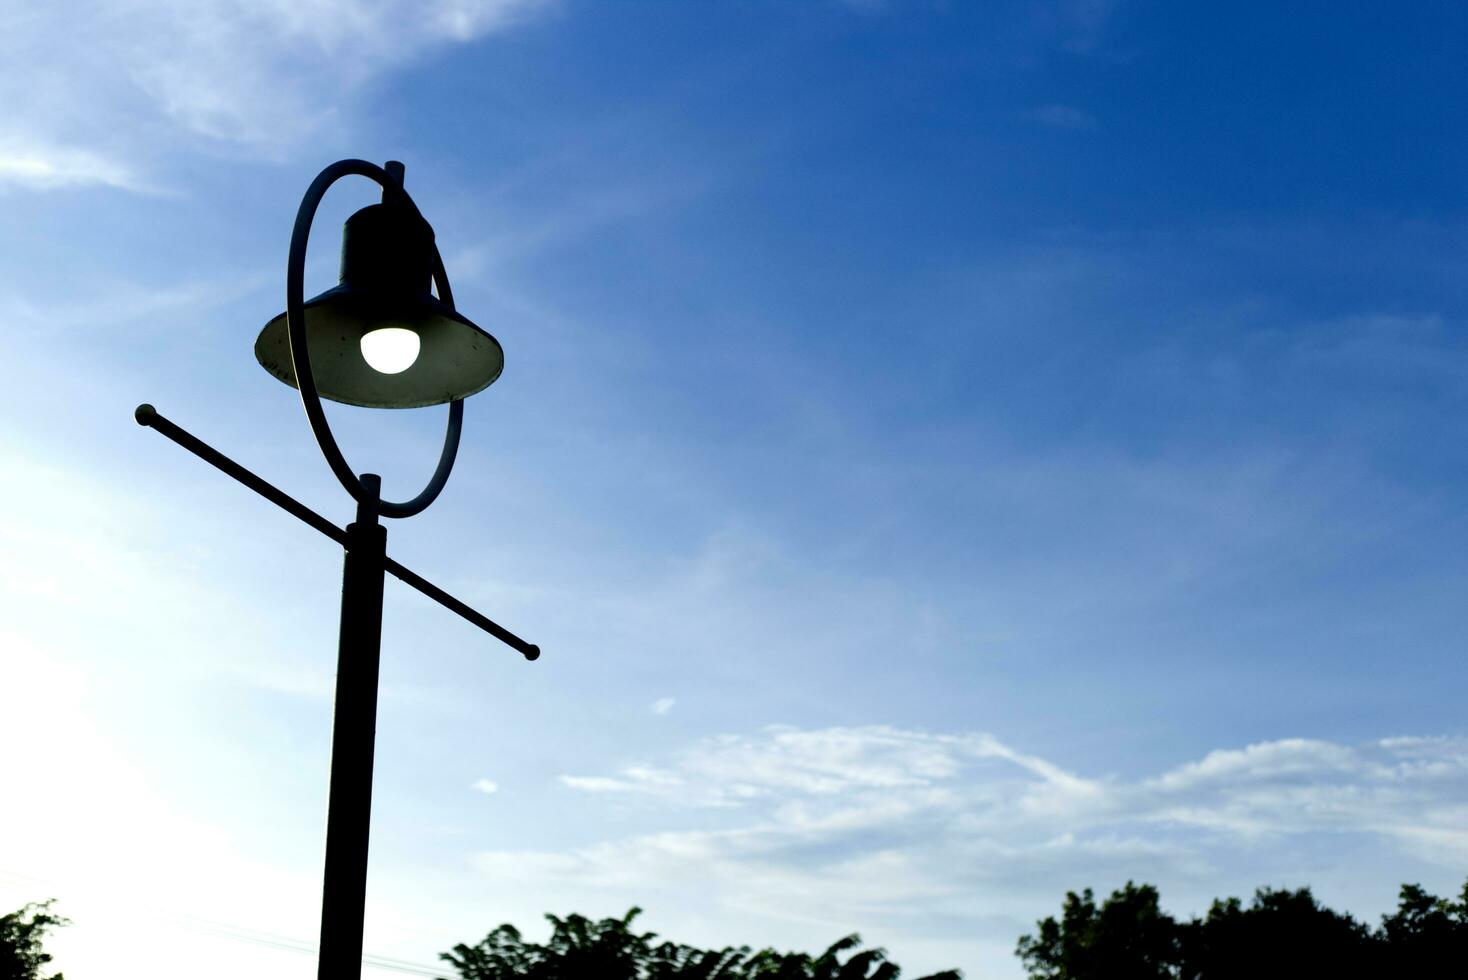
554, 725, 1468, 854
1028, 103, 1098, 130
652, 697, 677, 715
491, 725, 1468, 976
0, 140, 145, 193
1049, 0, 1122, 52
0, 270, 274, 335
471, 778, 501, 794
0, 0, 553, 192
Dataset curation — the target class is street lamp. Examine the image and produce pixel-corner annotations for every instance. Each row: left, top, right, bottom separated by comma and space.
137, 159, 538, 980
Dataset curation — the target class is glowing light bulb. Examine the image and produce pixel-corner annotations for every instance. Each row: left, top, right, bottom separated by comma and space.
360, 327, 420, 374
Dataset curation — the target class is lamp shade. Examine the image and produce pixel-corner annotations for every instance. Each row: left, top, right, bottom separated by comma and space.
255, 202, 503, 409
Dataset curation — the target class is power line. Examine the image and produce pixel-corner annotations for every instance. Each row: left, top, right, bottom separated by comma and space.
180, 917, 448, 977
0, 868, 448, 977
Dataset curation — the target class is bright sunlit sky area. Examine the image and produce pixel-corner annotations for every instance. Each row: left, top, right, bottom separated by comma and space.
2, 2, 1467, 978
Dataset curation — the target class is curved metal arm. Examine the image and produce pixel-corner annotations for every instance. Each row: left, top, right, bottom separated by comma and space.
286, 158, 463, 518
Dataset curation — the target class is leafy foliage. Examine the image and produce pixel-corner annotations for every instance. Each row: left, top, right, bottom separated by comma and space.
1013, 882, 1179, 980
440, 908, 960, 980
1181, 886, 1378, 978
0, 901, 68, 980
1377, 880, 1468, 975
1018, 878, 1468, 980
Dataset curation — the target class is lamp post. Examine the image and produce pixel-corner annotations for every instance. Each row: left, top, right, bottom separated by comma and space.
137, 159, 538, 980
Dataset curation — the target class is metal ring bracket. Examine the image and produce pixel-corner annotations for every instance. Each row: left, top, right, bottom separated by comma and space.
286, 159, 464, 519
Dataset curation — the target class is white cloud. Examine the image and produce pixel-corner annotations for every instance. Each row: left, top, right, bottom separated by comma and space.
0, 0, 553, 191
561, 726, 1101, 808
1028, 103, 1098, 131
485, 725, 1468, 978
651, 696, 676, 715
0, 141, 144, 193
1148, 738, 1362, 792
0, 270, 274, 336
1050, 0, 1123, 52
559, 768, 686, 796
471, 778, 500, 794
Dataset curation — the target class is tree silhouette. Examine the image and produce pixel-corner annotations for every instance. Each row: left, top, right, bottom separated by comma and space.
1377, 880, 1468, 974
440, 908, 960, 980
1014, 882, 1179, 980
1180, 886, 1380, 979
0, 901, 67, 980
1019, 878, 1468, 979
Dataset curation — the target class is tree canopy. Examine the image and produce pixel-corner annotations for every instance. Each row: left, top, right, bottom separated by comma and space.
13, 877, 1468, 979
1017, 878, 1468, 980
0, 901, 67, 980
439, 908, 961, 980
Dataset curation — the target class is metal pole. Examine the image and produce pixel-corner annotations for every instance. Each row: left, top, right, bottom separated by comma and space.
318, 473, 386, 980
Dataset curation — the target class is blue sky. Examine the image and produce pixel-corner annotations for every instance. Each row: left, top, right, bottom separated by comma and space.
2, 2, 1467, 977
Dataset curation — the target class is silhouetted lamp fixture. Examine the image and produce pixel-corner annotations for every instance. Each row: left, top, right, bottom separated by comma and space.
136, 159, 537, 980
254, 192, 503, 409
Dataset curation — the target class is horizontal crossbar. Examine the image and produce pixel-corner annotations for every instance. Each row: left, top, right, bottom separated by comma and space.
135, 403, 539, 661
